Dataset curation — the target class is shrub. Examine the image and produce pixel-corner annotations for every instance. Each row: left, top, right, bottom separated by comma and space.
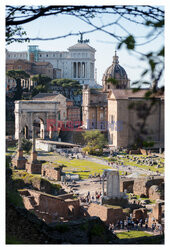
21, 138, 32, 153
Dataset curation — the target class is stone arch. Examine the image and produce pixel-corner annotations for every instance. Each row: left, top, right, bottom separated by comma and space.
33, 117, 45, 139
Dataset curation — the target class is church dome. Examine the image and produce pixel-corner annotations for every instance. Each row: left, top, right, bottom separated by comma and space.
102, 51, 130, 90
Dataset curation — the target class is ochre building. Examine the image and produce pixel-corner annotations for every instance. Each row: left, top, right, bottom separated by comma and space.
82, 51, 164, 150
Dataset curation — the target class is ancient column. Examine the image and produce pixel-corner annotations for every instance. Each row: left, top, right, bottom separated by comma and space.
12, 128, 27, 169
102, 174, 105, 196
31, 123, 37, 162
17, 129, 23, 158
106, 170, 121, 198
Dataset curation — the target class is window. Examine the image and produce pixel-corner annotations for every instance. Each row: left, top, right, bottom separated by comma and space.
39, 54, 42, 57
58, 112, 60, 120
108, 85, 110, 89
100, 113, 103, 119
46, 54, 48, 57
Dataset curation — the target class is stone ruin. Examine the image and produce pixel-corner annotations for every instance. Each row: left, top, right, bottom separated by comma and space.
120, 176, 164, 200
41, 164, 65, 181
101, 169, 127, 206
148, 201, 164, 228
87, 203, 125, 225
19, 189, 81, 224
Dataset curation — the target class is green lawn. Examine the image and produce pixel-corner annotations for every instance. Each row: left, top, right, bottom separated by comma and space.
6, 146, 17, 156
116, 230, 152, 239
55, 159, 124, 179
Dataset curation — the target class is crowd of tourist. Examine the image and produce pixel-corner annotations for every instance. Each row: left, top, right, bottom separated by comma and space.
108, 217, 163, 235
80, 191, 103, 204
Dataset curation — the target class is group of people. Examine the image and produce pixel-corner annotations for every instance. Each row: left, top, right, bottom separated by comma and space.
151, 222, 163, 234
109, 217, 149, 232
80, 191, 102, 204
108, 217, 163, 235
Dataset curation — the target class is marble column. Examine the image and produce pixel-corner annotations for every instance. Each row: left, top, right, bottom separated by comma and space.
31, 123, 37, 162
102, 175, 105, 196
103, 170, 121, 198
32, 124, 36, 152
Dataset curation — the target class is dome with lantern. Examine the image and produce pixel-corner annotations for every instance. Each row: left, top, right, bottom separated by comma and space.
102, 51, 130, 91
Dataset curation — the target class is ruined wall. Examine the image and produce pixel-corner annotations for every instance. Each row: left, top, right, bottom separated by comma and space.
120, 179, 134, 193
148, 184, 164, 201
41, 165, 60, 181
88, 204, 108, 223
132, 208, 147, 221
133, 177, 164, 197
87, 203, 124, 225
148, 202, 164, 227
20, 189, 80, 223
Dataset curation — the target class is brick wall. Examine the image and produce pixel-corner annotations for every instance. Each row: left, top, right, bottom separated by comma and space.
87, 203, 125, 225
133, 177, 164, 197
41, 165, 61, 181
20, 189, 80, 223
148, 185, 163, 201
120, 179, 134, 193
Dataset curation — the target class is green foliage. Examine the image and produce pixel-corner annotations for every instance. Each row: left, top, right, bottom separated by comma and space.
31, 74, 51, 85
54, 224, 70, 233
118, 35, 135, 50
90, 223, 105, 237
21, 138, 32, 153
142, 140, 154, 148
51, 78, 81, 88
80, 222, 89, 231
83, 130, 107, 155
6, 235, 34, 244
106, 78, 118, 86
6, 70, 30, 100
50, 183, 62, 191
6, 156, 25, 208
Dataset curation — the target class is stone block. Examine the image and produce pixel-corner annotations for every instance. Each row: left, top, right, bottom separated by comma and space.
26, 161, 42, 174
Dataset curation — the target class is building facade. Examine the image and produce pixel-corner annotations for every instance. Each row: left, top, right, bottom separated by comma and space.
6, 37, 96, 87
82, 51, 164, 150
6, 59, 55, 90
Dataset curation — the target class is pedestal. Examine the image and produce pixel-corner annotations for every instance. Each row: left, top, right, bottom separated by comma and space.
12, 149, 27, 170
26, 151, 42, 174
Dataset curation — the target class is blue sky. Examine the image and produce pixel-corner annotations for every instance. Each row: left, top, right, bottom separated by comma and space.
6, 6, 164, 86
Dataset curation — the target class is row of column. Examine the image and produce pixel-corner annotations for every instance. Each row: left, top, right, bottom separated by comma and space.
21, 79, 35, 90
73, 62, 87, 79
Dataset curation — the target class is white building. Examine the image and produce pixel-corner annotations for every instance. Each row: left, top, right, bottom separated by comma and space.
6, 37, 96, 87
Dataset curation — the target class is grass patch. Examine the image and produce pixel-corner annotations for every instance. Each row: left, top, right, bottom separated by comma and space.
56, 158, 120, 179
116, 230, 152, 239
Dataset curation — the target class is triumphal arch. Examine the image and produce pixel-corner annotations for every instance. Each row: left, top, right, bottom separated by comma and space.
14, 99, 67, 140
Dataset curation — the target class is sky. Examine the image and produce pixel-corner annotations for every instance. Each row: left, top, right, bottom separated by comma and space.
6, 5, 164, 87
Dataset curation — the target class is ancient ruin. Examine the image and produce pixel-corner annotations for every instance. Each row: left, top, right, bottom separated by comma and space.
11, 130, 27, 169
101, 169, 127, 204
26, 123, 42, 174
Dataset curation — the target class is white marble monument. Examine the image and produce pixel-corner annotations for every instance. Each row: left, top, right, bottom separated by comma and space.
102, 169, 126, 199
